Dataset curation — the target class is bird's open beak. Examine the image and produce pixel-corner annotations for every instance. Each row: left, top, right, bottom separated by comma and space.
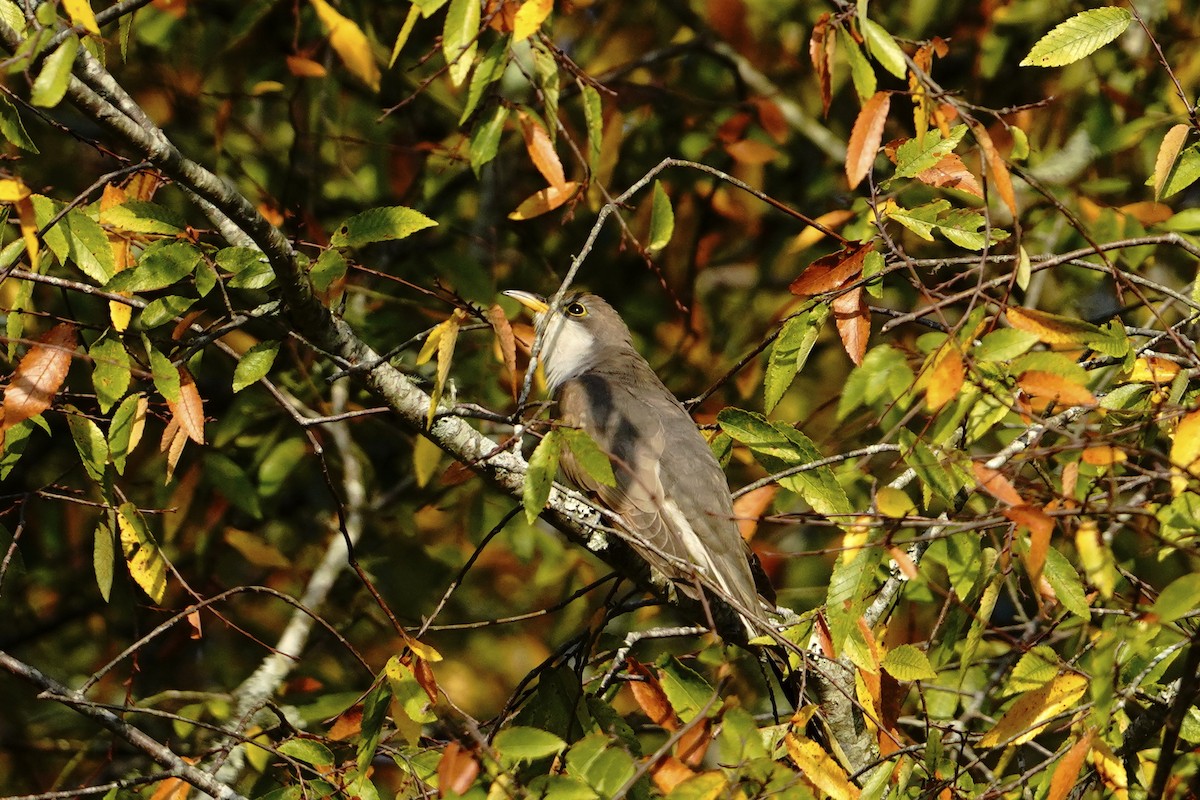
503, 290, 549, 315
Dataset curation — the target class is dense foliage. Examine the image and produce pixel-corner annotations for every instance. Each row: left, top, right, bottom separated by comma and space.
1, 0, 1199, 798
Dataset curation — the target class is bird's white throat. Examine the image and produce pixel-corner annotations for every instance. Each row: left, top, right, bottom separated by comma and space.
538, 312, 597, 392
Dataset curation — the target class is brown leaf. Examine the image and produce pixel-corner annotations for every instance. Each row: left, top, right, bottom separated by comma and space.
832, 286, 869, 365
1005, 307, 1102, 346
1153, 124, 1190, 200
915, 153, 982, 197
438, 741, 480, 797
487, 303, 518, 399
810, 14, 835, 116
725, 138, 780, 165
3, 323, 77, 433
519, 111, 566, 189
789, 241, 874, 296
733, 484, 777, 541
925, 345, 964, 410
1048, 730, 1096, 800
1018, 371, 1097, 408
846, 92, 891, 189
651, 756, 695, 795
508, 181, 581, 220
413, 656, 439, 704
169, 368, 205, 445
973, 123, 1017, 217
627, 658, 678, 730
677, 716, 713, 766
973, 463, 1024, 506
1005, 504, 1054, 582
751, 96, 789, 143
328, 705, 364, 740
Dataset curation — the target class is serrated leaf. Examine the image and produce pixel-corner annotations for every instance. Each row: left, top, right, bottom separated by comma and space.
100, 200, 185, 234
459, 39, 507, 123
149, 348, 180, 403
765, 306, 829, 413
93, 521, 114, 601
469, 104, 509, 175
279, 739, 335, 767
558, 428, 616, 487
493, 726, 566, 766
232, 341, 280, 392
978, 672, 1088, 747
108, 394, 147, 475
89, 336, 129, 413
169, 368, 205, 445
648, 181, 674, 253
443, 0, 480, 87
31, 34, 79, 108
882, 644, 937, 681
892, 126, 967, 180
1042, 547, 1090, 618
117, 502, 168, 603
66, 410, 107, 482
310, 0, 381, 90
1006, 306, 1106, 346
331, 206, 437, 247
1020, 8, 1132, 68
860, 17, 906, 78
581, 81, 603, 175
2, 322, 76, 433
1156, 143, 1200, 200
140, 295, 196, 329
657, 657, 713, 723
838, 27, 875, 102
523, 430, 561, 523
1152, 124, 1190, 200
107, 241, 200, 293
845, 91, 890, 189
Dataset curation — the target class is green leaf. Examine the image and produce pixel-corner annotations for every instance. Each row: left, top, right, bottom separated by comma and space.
566, 734, 636, 798
658, 657, 713, 723
107, 241, 200, 293
470, 105, 509, 175
557, 428, 616, 487
259, 437, 308, 498
108, 394, 145, 475
93, 521, 115, 602
140, 295, 196, 329
31, 34, 79, 107
1042, 547, 1090, 619
1156, 144, 1200, 200
442, 0, 480, 87
1006, 646, 1060, 695
0, 419, 34, 480
358, 680, 393, 775
67, 410, 109, 482
898, 428, 960, 507
718, 408, 852, 516
90, 335, 130, 413
936, 208, 1008, 250
523, 430, 561, 523
32, 198, 115, 283
892, 125, 967, 179
279, 739, 335, 767
100, 200, 186, 234
203, 452, 262, 518
581, 80, 603, 175
1020, 8, 1132, 68
974, 328, 1038, 362
882, 644, 937, 681
0, 94, 37, 151
149, 348, 181, 404
331, 206, 438, 248
647, 180, 674, 253
1149, 574, 1200, 623
460, 38, 507, 124
232, 341, 280, 392
838, 27, 876, 102
310, 248, 347, 293
860, 17, 906, 79
765, 305, 829, 413
888, 199, 947, 240
493, 726, 567, 766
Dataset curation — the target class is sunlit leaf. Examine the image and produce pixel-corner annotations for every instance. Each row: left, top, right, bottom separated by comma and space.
508, 181, 581, 220
523, 429, 561, 523
881, 644, 937, 681
892, 125, 966, 180
2, 322, 76, 434
519, 111, 566, 188
62, 0, 101, 35
978, 672, 1088, 747
1020, 8, 1132, 68
493, 726, 566, 766
647, 180, 674, 253
784, 734, 858, 800
331, 206, 437, 247
117, 502, 168, 603
31, 34, 79, 108
860, 17, 906, 79
443, 0, 481, 87
310, 0, 381, 90
93, 521, 115, 601
845, 91, 890, 189
765, 305, 829, 413
66, 409, 108, 482
512, 0, 553, 41
232, 341, 280, 393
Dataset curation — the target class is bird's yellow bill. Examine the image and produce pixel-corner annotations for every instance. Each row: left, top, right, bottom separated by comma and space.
503, 290, 549, 314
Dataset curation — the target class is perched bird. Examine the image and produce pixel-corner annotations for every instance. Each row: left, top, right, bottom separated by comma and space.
505, 290, 768, 636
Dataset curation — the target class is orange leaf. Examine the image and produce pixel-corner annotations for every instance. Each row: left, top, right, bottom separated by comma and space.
973, 463, 1024, 506
845, 92, 891, 189
149, 775, 190, 800
915, 153, 982, 196
486, 0, 520, 32
789, 241, 874, 296
973, 123, 1017, 216
1004, 504, 1054, 582
751, 96, 789, 143
887, 545, 919, 579
508, 181, 581, 220
651, 756, 695, 795
810, 14, 835, 116
676, 717, 713, 767
1118, 201, 1173, 225
785, 733, 861, 800
487, 304, 518, 399
1081, 445, 1126, 466
925, 345, 964, 410
519, 112, 566, 189
832, 286, 870, 365
627, 659, 678, 730
413, 656, 439, 704
1153, 124, 1189, 200
1018, 371, 1096, 407
437, 742, 480, 796
328, 705, 364, 740
1006, 307, 1102, 346
788, 209, 856, 253
3, 323, 77, 433
1126, 355, 1179, 384
169, 368, 205, 445
725, 138, 781, 165
733, 484, 777, 541
286, 55, 328, 78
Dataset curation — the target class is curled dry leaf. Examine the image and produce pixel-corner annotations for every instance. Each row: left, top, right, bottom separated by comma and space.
170, 368, 206, 445
627, 658, 678, 730
846, 91, 890, 189
789, 241, 874, 296
810, 14, 835, 116
1153, 123, 1190, 200
972, 122, 1018, 216
3, 323, 78, 434
915, 153, 982, 196
508, 181, 581, 220
519, 112, 567, 189
831, 285, 870, 365
486, 304, 518, 399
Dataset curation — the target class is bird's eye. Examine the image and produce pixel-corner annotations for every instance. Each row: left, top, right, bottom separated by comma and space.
566, 302, 587, 317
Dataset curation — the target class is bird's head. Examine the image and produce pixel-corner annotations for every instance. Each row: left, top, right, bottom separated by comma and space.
504, 290, 632, 392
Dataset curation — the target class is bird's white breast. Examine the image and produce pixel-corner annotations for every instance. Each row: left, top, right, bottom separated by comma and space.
539, 312, 597, 392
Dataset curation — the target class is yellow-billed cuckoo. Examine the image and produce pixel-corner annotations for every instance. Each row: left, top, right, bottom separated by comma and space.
505, 290, 769, 636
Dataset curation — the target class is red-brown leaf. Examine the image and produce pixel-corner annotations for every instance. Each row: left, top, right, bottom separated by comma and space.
438, 741, 480, 797
832, 286, 870, 365
846, 92, 891, 189
169, 368, 205, 445
973, 123, 1018, 217
487, 304, 518, 400
810, 14, 834, 116
519, 111, 566, 189
915, 153, 982, 197
973, 463, 1024, 506
790, 241, 875, 297
627, 658, 678, 731
3, 323, 77, 433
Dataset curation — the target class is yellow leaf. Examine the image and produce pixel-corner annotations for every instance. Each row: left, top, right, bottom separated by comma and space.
0, 177, 30, 201
1170, 409, 1200, 477
412, 433, 442, 488
1018, 370, 1096, 407
1126, 356, 1179, 384
427, 310, 464, 427
286, 55, 328, 78
1075, 520, 1116, 599
416, 319, 451, 365
925, 344, 964, 410
117, 503, 168, 603
1006, 307, 1104, 346
784, 734, 860, 800
512, 0, 553, 41
62, 0, 101, 35
508, 181, 581, 220
16, 195, 39, 271
1153, 124, 1189, 200
389, 4, 420, 67
310, 0, 381, 91
1081, 445, 1126, 466
978, 672, 1088, 748
876, 486, 916, 517
401, 631, 443, 662
1090, 738, 1129, 800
